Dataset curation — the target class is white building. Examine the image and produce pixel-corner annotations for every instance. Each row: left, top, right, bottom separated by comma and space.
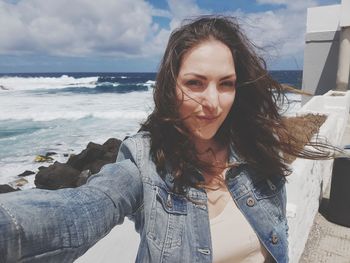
302, 0, 350, 104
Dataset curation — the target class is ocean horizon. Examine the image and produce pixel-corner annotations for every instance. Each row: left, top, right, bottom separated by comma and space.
0, 70, 303, 88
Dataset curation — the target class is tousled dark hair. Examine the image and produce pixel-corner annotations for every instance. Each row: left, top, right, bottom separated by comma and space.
140, 15, 333, 194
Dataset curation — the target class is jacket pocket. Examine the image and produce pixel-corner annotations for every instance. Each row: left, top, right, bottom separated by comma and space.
252, 177, 285, 199
147, 185, 187, 249
252, 177, 286, 223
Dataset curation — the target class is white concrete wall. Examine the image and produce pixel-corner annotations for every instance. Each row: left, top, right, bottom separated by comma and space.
287, 90, 350, 262
302, 33, 340, 104
303, 1, 350, 103
306, 1, 350, 32
307, 5, 340, 33
340, 0, 350, 27
302, 4, 341, 104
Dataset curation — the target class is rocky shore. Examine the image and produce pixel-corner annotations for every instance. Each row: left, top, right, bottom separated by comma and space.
0, 138, 121, 193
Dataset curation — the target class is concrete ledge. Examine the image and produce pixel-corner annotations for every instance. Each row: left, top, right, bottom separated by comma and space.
305, 31, 340, 43
287, 90, 350, 262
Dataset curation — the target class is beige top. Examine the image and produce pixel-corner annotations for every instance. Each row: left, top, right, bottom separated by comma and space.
209, 190, 271, 263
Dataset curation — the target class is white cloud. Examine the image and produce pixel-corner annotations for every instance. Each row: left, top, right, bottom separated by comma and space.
146, 0, 316, 65
285, 0, 318, 11
142, 0, 208, 57
151, 7, 172, 18
0, 0, 323, 65
230, 0, 320, 65
0, 0, 154, 57
256, 0, 318, 10
0, 0, 206, 58
167, 0, 205, 30
256, 0, 287, 5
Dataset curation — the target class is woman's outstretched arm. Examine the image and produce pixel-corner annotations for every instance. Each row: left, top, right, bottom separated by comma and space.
0, 159, 143, 263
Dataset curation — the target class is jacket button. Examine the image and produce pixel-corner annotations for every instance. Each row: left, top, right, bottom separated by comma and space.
271, 234, 279, 244
246, 197, 255, 207
166, 194, 173, 208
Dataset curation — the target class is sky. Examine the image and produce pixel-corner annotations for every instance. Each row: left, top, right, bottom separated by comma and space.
0, 0, 341, 73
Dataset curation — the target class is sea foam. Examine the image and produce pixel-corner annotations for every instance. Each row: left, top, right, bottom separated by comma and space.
0, 75, 98, 91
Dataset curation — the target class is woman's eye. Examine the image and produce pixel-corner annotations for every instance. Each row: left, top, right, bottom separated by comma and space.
221, 81, 235, 88
186, 80, 203, 88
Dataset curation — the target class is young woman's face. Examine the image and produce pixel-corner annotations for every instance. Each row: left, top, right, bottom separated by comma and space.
176, 40, 236, 145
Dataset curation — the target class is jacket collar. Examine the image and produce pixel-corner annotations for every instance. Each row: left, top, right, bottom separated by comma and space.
162, 143, 246, 191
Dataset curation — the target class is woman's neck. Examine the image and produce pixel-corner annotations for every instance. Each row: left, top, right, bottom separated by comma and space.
194, 138, 229, 169
194, 138, 221, 154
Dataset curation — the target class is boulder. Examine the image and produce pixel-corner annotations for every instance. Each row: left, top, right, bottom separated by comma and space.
67, 142, 107, 171
103, 138, 121, 152
17, 170, 35, 177
0, 184, 19, 193
76, 170, 92, 187
102, 151, 117, 163
85, 159, 111, 174
35, 162, 80, 189
66, 139, 121, 173
34, 138, 122, 190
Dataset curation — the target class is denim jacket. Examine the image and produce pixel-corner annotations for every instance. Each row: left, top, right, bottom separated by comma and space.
0, 132, 288, 263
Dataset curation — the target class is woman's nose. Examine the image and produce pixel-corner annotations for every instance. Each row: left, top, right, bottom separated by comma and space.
201, 84, 219, 113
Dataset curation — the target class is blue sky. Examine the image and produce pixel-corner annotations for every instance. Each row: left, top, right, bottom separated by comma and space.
0, 0, 341, 73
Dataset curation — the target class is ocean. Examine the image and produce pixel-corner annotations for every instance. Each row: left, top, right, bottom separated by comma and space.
0, 71, 302, 188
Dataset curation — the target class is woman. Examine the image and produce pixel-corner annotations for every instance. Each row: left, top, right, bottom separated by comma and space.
0, 16, 331, 263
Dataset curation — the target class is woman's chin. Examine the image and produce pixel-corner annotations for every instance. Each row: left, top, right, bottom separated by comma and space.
191, 130, 217, 143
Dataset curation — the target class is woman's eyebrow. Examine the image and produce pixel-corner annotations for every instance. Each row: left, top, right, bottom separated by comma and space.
183, 73, 207, 79
183, 73, 236, 80
220, 74, 236, 80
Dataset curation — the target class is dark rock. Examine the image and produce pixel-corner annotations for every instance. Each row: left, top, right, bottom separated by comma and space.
45, 152, 57, 157
35, 162, 80, 190
66, 138, 121, 173
76, 170, 92, 187
84, 159, 110, 175
33, 137, 121, 190
102, 151, 117, 162
17, 170, 35, 177
0, 184, 19, 193
103, 138, 121, 152
67, 142, 106, 171
38, 166, 47, 171
63, 153, 69, 157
